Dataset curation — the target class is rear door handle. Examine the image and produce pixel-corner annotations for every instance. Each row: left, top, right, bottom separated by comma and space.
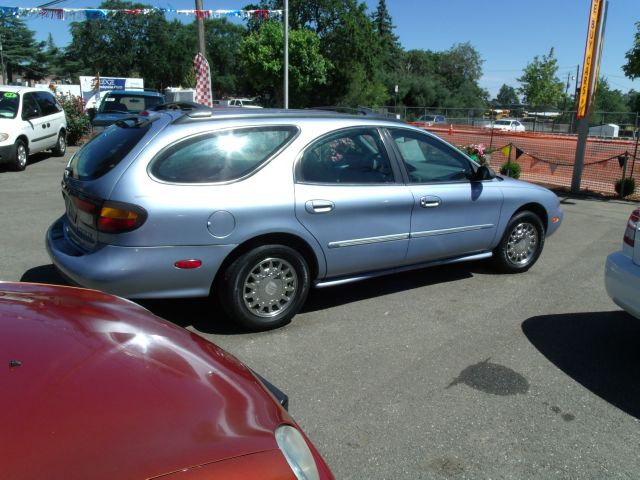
305, 200, 335, 214
420, 196, 441, 208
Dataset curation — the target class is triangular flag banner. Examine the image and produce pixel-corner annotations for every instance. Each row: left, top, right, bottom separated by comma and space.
618, 155, 628, 168
530, 158, 538, 169
549, 163, 558, 174
193, 53, 213, 107
500, 144, 511, 156
515, 147, 524, 160
601, 159, 609, 169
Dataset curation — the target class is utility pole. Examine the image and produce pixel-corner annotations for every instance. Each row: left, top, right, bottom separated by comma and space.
195, 0, 206, 56
283, 0, 289, 109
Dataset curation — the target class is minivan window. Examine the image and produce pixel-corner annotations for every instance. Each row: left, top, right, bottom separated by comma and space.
68, 119, 151, 180
150, 126, 297, 183
34, 91, 61, 116
22, 94, 41, 120
0, 91, 19, 118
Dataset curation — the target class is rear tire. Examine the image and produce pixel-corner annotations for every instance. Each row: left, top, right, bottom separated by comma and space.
492, 211, 545, 273
219, 245, 310, 331
52, 131, 67, 157
13, 139, 28, 171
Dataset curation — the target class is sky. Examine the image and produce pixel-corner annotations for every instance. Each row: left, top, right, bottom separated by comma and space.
4, 0, 639, 98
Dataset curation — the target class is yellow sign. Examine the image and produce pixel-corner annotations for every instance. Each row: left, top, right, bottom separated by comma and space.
577, 0, 602, 118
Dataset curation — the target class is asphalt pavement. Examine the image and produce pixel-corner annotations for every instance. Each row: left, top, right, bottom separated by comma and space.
1, 146, 639, 479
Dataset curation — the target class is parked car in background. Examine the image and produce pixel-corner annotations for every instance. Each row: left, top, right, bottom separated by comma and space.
47, 107, 563, 331
1, 282, 334, 480
605, 208, 640, 319
414, 114, 447, 126
89, 89, 165, 133
0, 86, 67, 171
484, 118, 526, 132
226, 97, 263, 108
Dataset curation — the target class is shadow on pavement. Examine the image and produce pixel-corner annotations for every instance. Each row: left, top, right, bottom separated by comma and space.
20, 264, 69, 286
19, 261, 480, 335
522, 311, 640, 419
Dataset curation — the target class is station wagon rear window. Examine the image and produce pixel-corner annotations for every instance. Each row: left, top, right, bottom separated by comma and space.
67, 118, 152, 180
150, 126, 298, 183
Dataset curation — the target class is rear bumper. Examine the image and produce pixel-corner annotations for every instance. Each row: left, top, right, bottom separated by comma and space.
46, 215, 236, 299
605, 251, 640, 319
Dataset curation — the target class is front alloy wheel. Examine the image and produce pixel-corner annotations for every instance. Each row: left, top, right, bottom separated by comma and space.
219, 245, 310, 331
493, 211, 545, 273
13, 139, 28, 171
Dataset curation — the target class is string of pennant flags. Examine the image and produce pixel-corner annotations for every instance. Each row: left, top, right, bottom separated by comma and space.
0, 5, 282, 20
496, 143, 638, 175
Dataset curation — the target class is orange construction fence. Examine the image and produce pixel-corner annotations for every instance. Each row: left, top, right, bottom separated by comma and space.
416, 124, 640, 200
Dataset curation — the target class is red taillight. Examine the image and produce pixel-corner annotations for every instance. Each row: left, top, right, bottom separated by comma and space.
623, 209, 639, 247
97, 202, 147, 233
72, 196, 98, 214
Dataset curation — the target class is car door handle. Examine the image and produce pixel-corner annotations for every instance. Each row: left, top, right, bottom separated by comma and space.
420, 196, 441, 208
305, 200, 335, 214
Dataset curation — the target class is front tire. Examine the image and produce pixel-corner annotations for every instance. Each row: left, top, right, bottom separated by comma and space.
13, 139, 28, 171
493, 211, 545, 273
52, 131, 67, 157
219, 245, 310, 331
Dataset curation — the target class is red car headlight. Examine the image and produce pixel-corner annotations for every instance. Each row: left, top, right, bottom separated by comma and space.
275, 425, 320, 480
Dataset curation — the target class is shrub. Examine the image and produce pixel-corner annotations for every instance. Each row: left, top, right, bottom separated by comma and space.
57, 93, 91, 146
500, 162, 521, 178
614, 177, 636, 198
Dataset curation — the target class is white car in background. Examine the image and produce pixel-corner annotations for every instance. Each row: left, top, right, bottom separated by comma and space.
485, 119, 526, 132
0, 86, 67, 171
605, 208, 640, 319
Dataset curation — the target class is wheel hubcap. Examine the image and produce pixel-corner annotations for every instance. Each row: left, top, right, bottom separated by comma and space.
59, 136, 66, 152
506, 222, 538, 265
17, 145, 27, 167
242, 257, 298, 318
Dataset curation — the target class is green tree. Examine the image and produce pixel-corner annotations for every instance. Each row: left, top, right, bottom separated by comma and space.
66, 0, 191, 89
517, 48, 564, 109
495, 84, 519, 106
0, 17, 45, 83
371, 0, 402, 72
238, 20, 329, 107
623, 20, 640, 79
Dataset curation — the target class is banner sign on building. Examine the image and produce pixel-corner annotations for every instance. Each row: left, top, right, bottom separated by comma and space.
79, 76, 144, 109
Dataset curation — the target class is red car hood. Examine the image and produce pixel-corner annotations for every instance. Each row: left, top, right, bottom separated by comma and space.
0, 283, 291, 480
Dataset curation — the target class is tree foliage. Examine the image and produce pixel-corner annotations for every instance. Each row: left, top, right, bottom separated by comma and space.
517, 48, 564, 109
623, 21, 640, 80
238, 20, 329, 107
495, 84, 519, 106
0, 17, 45, 82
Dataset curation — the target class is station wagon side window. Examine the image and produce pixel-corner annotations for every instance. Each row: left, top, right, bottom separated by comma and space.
150, 126, 298, 183
389, 128, 473, 183
298, 128, 394, 184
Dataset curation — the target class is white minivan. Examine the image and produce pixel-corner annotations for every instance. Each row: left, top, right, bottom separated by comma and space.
0, 86, 67, 171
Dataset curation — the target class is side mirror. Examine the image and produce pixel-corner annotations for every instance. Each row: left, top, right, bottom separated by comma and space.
87, 107, 97, 121
474, 165, 496, 181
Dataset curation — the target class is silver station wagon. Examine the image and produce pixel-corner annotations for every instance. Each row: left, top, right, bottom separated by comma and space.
47, 107, 563, 330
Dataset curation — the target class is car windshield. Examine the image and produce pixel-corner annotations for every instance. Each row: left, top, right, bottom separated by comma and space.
0, 91, 19, 119
495, 120, 511, 125
99, 94, 163, 114
418, 115, 436, 122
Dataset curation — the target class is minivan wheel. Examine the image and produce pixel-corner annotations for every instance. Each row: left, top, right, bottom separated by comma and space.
52, 132, 67, 157
493, 211, 545, 273
219, 245, 310, 331
13, 139, 28, 171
